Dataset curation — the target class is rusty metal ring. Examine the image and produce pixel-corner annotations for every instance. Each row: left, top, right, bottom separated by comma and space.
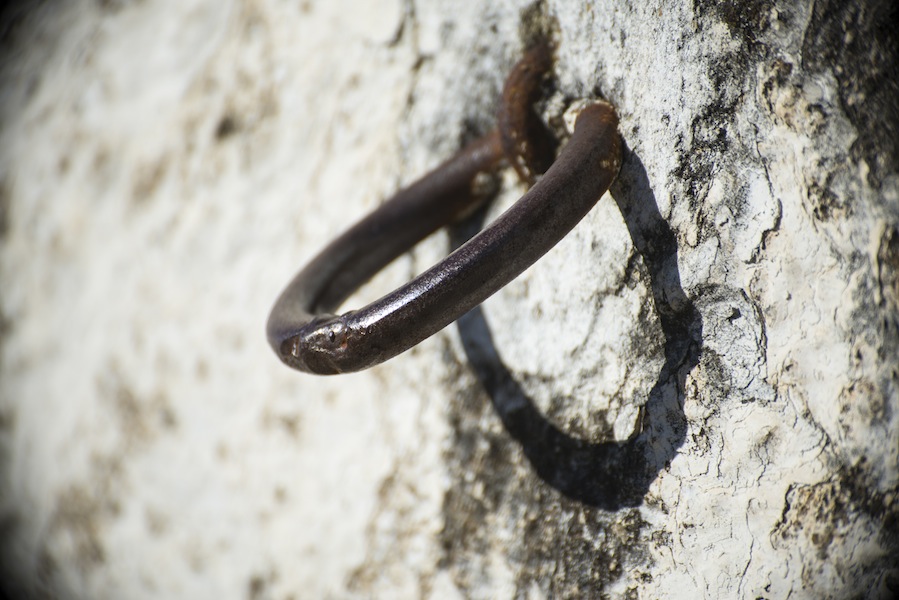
267, 47, 622, 374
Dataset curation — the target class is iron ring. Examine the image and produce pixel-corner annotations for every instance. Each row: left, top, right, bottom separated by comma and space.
267, 49, 622, 374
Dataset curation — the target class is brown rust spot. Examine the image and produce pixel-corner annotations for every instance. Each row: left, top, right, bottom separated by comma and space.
498, 42, 557, 185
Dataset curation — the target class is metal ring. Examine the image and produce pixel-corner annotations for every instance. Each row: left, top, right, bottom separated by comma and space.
267, 51, 622, 374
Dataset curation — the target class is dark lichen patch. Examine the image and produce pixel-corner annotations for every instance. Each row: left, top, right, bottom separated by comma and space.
831, 224, 899, 493
759, 56, 830, 138
773, 460, 899, 587
247, 573, 266, 600
671, 104, 730, 207
0, 177, 9, 240
25, 361, 183, 588
0, 511, 22, 595
760, 58, 792, 108
513, 500, 649, 599
47, 484, 121, 572
691, 350, 732, 412
36, 547, 58, 588
13, 449, 126, 592
96, 0, 137, 12
208, 79, 280, 155
806, 168, 852, 222
625, 287, 666, 362
245, 569, 282, 600
436, 372, 518, 574
671, 2, 784, 234
437, 353, 652, 598
0, 2, 57, 95
346, 463, 440, 598
694, 0, 775, 48
838, 379, 889, 429
801, 0, 899, 189
518, 0, 559, 52
260, 408, 302, 441
131, 156, 169, 205
672, 2, 765, 201
96, 360, 178, 448
0, 405, 14, 433
877, 225, 899, 311
0, 306, 13, 348
215, 113, 240, 140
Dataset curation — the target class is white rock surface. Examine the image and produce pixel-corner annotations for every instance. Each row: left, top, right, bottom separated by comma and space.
1, 0, 896, 599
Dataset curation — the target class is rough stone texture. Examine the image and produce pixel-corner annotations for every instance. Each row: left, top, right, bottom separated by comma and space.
0, 0, 896, 599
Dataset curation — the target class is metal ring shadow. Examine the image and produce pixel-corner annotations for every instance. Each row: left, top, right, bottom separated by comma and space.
449, 144, 702, 509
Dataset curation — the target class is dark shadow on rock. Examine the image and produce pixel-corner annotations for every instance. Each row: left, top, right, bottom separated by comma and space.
449, 144, 702, 509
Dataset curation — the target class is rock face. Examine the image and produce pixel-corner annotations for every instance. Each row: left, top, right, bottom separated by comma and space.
0, 0, 896, 598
